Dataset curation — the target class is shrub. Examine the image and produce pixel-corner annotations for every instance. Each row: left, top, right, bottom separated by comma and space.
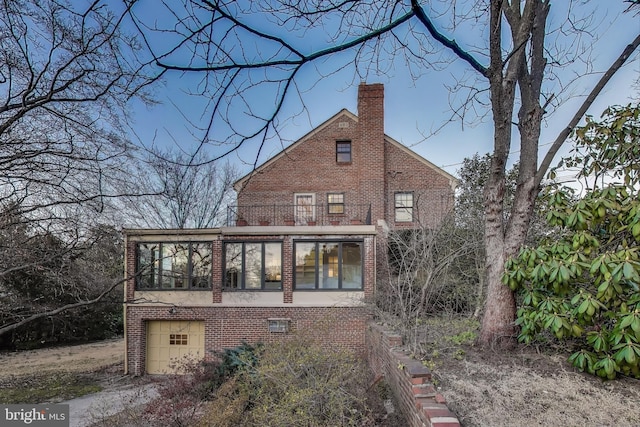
198, 335, 377, 426
505, 104, 640, 379
245, 337, 375, 426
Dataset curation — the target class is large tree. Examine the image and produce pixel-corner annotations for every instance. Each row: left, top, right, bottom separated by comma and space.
128, 0, 640, 344
0, 0, 155, 338
122, 147, 239, 229
0, 0, 155, 222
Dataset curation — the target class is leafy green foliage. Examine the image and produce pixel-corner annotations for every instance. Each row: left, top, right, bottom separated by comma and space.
211, 341, 262, 389
506, 104, 640, 379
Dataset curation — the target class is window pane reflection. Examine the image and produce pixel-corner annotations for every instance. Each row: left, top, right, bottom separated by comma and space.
294, 241, 363, 290
264, 243, 282, 290
342, 242, 362, 289
136, 242, 212, 290
295, 242, 316, 289
223, 242, 283, 290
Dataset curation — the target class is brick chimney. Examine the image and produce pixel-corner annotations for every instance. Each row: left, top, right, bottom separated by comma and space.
357, 83, 386, 223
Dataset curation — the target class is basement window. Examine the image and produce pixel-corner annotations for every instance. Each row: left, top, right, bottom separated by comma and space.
268, 318, 290, 333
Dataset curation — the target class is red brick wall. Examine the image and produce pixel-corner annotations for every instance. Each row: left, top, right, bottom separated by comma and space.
358, 83, 386, 222
124, 231, 376, 375
126, 305, 369, 376
237, 113, 362, 215
237, 84, 383, 223
236, 83, 454, 228
385, 141, 454, 229
367, 323, 460, 427
125, 240, 136, 302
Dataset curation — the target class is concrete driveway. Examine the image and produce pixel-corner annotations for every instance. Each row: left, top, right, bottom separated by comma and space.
60, 381, 158, 427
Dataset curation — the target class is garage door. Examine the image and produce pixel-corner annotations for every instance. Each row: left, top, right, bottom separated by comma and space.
146, 320, 205, 374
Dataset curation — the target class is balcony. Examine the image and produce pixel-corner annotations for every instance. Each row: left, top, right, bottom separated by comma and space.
226, 204, 372, 227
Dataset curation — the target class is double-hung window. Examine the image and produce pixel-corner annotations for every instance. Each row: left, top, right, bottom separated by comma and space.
136, 242, 212, 290
327, 193, 345, 214
294, 241, 363, 290
224, 242, 283, 290
336, 141, 352, 163
394, 192, 414, 222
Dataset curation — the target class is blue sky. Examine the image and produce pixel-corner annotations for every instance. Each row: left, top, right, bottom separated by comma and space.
128, 1, 640, 180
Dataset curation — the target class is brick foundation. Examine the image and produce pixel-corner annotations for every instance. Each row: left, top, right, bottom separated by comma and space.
367, 323, 460, 427
126, 305, 369, 376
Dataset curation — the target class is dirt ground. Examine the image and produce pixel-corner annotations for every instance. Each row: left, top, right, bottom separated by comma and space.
433, 344, 640, 427
2, 338, 640, 426
0, 338, 124, 379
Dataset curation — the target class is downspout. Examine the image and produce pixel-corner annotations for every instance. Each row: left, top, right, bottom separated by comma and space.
123, 235, 128, 375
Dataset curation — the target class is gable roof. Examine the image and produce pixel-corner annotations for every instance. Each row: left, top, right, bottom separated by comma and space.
234, 108, 357, 191
234, 108, 457, 191
383, 134, 458, 189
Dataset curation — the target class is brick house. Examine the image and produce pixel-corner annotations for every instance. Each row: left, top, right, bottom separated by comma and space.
123, 83, 456, 375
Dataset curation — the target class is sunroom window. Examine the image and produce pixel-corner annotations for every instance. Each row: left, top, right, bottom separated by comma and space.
294, 241, 363, 290
224, 242, 283, 290
136, 242, 212, 290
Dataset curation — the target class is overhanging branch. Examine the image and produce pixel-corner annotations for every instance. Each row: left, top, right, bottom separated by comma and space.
0, 275, 128, 337
535, 32, 640, 187
411, 0, 488, 77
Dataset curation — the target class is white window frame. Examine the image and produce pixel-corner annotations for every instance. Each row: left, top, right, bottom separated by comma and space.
294, 193, 316, 225
394, 192, 414, 222
327, 193, 345, 214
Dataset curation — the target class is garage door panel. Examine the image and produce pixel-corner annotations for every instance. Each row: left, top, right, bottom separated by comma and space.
146, 320, 205, 374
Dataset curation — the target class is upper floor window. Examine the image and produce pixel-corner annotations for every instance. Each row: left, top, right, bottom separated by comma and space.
336, 141, 351, 163
327, 193, 345, 214
136, 242, 212, 290
294, 241, 363, 290
294, 193, 316, 224
395, 192, 414, 222
224, 241, 282, 290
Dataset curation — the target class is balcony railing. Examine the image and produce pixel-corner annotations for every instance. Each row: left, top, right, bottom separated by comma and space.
226, 204, 372, 226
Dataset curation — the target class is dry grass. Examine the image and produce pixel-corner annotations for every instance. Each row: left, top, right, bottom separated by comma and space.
438, 353, 640, 426
0, 338, 125, 404
0, 338, 124, 379
3, 333, 640, 426
418, 318, 640, 427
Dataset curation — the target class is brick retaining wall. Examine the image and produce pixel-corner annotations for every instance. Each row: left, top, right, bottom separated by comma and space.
366, 322, 460, 427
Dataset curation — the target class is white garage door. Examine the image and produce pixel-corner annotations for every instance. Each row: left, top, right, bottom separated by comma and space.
146, 320, 205, 374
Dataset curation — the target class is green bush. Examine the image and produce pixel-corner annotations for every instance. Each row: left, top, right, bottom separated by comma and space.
505, 105, 640, 379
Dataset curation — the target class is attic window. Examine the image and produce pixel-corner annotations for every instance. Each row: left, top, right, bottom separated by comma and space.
336, 141, 351, 163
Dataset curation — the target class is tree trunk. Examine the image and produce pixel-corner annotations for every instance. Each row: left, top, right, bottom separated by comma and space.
480, 242, 516, 344
479, 175, 518, 345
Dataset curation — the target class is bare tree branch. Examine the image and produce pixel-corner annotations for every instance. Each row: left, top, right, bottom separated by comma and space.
0, 275, 125, 337
536, 32, 640, 187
